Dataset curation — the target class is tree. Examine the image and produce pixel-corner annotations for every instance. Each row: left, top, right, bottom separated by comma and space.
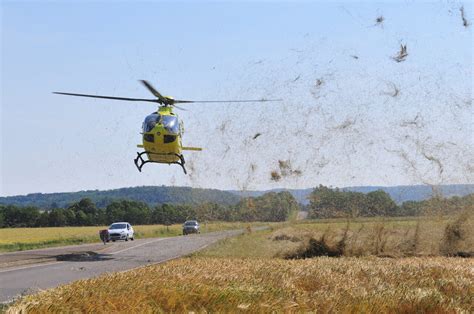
49, 209, 67, 227
106, 200, 151, 225
152, 204, 178, 225
37, 212, 50, 227
2, 205, 41, 227
399, 201, 422, 216
68, 198, 98, 225
75, 210, 89, 226
308, 186, 356, 218
308, 186, 399, 219
365, 190, 398, 216
106, 201, 126, 223
63, 208, 76, 226
122, 201, 151, 225
234, 191, 299, 222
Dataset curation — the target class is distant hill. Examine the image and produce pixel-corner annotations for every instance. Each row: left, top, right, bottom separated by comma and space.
0, 186, 241, 209
342, 184, 474, 204
1, 184, 472, 208
231, 184, 474, 205
230, 188, 313, 204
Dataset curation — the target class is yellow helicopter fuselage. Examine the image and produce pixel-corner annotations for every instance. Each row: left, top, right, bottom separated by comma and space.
138, 106, 182, 163
135, 106, 201, 173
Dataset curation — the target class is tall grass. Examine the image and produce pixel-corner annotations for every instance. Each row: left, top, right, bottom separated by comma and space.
273, 215, 473, 258
440, 210, 474, 256
8, 257, 473, 313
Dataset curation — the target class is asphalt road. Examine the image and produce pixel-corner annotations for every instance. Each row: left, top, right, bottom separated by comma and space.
0, 229, 243, 303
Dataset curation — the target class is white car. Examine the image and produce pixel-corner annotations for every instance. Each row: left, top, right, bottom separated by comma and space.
108, 222, 134, 242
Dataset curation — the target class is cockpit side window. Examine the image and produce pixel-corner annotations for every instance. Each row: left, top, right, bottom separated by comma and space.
143, 113, 160, 132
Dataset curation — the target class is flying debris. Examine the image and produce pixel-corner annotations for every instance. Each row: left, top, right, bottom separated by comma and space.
460, 6, 470, 28
253, 133, 262, 140
375, 15, 385, 27
392, 44, 408, 62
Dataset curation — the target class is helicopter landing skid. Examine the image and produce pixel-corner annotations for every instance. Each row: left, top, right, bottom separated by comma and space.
134, 151, 187, 174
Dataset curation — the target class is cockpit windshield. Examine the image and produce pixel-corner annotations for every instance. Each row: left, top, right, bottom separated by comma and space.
142, 113, 179, 134
162, 115, 179, 134
143, 113, 160, 132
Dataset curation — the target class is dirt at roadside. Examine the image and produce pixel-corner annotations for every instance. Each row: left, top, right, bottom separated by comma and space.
0, 242, 118, 270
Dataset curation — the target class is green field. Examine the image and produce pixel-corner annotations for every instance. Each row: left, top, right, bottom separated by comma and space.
7, 215, 474, 313
0, 222, 260, 252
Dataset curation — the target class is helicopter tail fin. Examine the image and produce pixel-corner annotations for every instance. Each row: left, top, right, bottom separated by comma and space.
182, 146, 202, 151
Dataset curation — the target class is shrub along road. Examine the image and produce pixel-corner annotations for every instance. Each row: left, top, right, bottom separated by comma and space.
0, 229, 247, 303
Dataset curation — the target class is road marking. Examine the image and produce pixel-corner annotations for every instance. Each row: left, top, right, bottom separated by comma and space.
112, 239, 215, 275
0, 230, 244, 276
110, 238, 167, 255
0, 261, 64, 274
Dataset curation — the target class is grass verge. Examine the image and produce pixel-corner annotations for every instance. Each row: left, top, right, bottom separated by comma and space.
0, 222, 261, 252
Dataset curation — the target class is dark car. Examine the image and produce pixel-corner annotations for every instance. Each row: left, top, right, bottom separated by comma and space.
182, 220, 200, 235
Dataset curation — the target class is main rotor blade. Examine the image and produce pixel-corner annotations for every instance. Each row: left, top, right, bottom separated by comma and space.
139, 80, 168, 102
173, 98, 283, 104
53, 92, 159, 103
172, 104, 187, 111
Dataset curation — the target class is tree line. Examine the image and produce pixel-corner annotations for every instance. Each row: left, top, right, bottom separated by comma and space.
0, 186, 241, 209
0, 191, 299, 228
307, 185, 473, 219
2, 185, 470, 227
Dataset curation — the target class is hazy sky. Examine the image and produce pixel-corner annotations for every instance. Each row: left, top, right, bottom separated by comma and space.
1, 1, 472, 196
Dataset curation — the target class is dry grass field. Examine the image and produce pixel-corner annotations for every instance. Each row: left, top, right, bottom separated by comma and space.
197, 215, 474, 259
272, 215, 474, 258
7, 215, 473, 313
0, 222, 256, 252
7, 257, 473, 313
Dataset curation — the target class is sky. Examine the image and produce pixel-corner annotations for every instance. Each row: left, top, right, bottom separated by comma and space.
1, 1, 472, 196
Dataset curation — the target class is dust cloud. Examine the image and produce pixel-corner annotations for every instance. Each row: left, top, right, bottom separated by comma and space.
180, 3, 472, 196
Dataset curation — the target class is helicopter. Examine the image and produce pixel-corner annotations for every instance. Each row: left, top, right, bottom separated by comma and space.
54, 80, 280, 174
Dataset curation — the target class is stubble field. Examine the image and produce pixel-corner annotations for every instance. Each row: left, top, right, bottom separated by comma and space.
7, 215, 474, 313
